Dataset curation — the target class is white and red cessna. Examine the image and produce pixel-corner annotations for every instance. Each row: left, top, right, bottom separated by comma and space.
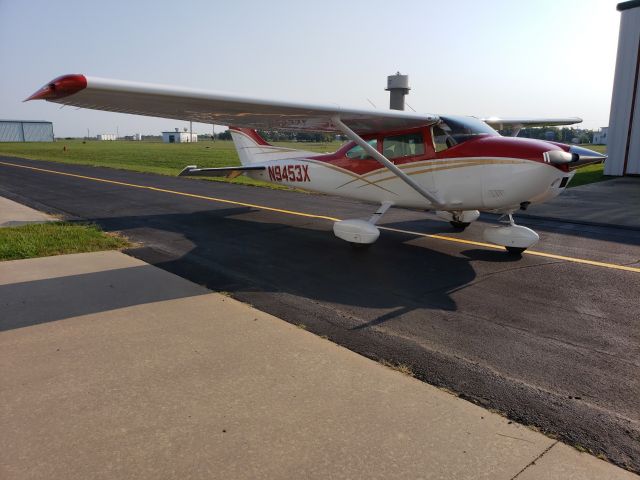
27, 74, 605, 254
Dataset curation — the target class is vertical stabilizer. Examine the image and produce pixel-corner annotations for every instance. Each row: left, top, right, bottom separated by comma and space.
229, 127, 320, 165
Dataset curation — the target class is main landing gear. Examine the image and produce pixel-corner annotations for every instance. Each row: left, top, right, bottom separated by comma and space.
333, 204, 539, 256
482, 213, 539, 255
333, 202, 393, 249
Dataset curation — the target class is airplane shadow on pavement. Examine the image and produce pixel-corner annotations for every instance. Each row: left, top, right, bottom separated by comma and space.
0, 207, 531, 333
86, 207, 519, 329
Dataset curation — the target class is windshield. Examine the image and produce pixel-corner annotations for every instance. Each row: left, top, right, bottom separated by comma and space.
432, 116, 499, 152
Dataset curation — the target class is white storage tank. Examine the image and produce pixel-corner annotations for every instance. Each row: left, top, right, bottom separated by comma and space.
97, 133, 117, 141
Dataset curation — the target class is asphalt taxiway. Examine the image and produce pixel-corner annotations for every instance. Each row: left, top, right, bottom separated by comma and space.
1, 157, 639, 471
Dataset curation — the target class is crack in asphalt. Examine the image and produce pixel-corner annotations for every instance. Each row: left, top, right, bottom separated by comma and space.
443, 259, 567, 295
369, 326, 640, 425
496, 433, 537, 444
439, 306, 640, 370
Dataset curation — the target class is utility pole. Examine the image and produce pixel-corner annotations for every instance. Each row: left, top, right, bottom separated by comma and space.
190, 121, 193, 142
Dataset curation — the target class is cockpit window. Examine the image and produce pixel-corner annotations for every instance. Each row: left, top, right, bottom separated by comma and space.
383, 133, 424, 159
432, 125, 452, 152
345, 139, 378, 159
432, 116, 499, 152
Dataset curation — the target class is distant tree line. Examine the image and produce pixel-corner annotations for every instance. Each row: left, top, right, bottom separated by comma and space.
212, 127, 595, 144
502, 127, 594, 144
212, 129, 336, 142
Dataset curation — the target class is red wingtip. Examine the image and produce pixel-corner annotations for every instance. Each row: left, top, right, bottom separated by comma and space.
24, 74, 87, 102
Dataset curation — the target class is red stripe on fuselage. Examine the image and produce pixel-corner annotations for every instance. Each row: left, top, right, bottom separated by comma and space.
310, 132, 571, 175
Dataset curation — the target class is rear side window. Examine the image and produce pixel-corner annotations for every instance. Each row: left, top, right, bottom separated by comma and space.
383, 133, 424, 159
345, 139, 378, 159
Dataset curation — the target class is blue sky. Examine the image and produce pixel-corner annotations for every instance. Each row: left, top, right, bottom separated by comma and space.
0, 0, 621, 136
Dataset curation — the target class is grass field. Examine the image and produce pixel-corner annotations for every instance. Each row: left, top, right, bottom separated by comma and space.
0, 139, 340, 189
0, 222, 129, 261
0, 139, 608, 189
569, 144, 607, 188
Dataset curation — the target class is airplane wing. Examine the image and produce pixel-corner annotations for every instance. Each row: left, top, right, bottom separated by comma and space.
481, 117, 583, 129
26, 74, 439, 134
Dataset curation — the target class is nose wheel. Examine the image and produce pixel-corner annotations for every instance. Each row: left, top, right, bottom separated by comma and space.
436, 210, 480, 230
450, 220, 471, 230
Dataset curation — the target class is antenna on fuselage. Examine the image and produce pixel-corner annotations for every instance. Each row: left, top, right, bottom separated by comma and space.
386, 71, 410, 111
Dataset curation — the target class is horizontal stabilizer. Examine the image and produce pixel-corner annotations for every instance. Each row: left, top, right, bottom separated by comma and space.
178, 165, 265, 177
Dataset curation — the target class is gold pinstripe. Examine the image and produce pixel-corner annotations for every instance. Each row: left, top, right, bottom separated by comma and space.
361, 159, 525, 188
300, 159, 399, 195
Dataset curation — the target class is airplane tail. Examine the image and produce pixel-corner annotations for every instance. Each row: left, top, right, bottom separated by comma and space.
229, 127, 319, 166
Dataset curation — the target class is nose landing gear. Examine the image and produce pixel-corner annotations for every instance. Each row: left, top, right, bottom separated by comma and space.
436, 210, 480, 230
482, 213, 539, 255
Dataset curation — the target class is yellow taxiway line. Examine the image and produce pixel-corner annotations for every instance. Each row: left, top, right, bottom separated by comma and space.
379, 226, 640, 273
1, 160, 639, 274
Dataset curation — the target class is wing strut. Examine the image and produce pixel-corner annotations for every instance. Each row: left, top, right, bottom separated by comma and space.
331, 116, 444, 208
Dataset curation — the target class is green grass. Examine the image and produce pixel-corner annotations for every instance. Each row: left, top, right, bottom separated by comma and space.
569, 144, 608, 188
0, 139, 341, 189
569, 162, 606, 188
0, 222, 129, 261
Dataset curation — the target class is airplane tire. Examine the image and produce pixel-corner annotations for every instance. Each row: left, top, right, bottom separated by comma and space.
450, 221, 471, 230
505, 246, 526, 255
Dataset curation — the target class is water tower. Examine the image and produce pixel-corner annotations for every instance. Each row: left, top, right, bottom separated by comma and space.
385, 72, 410, 110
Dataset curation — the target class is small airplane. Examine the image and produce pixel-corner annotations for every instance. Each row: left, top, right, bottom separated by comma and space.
26, 74, 606, 254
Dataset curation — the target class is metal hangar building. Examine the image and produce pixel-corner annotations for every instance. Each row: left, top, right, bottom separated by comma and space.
0, 120, 54, 142
605, 0, 640, 176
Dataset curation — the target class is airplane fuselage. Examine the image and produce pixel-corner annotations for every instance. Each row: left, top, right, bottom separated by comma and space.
240, 127, 574, 214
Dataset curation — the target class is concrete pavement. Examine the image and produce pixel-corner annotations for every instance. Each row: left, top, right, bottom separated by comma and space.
523, 176, 640, 230
0, 195, 55, 227
0, 251, 636, 479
